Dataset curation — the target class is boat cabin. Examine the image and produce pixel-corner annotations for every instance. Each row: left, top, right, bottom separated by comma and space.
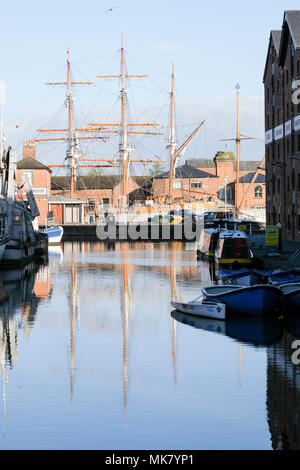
215, 230, 253, 265
197, 228, 220, 259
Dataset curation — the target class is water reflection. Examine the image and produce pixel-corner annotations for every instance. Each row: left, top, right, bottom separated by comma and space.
267, 327, 300, 450
3, 241, 300, 449
171, 311, 284, 347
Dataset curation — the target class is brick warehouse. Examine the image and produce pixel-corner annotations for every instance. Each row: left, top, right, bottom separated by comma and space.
153, 152, 265, 212
264, 10, 300, 241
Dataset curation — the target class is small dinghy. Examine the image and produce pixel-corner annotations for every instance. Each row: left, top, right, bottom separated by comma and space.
279, 282, 300, 310
201, 284, 283, 316
39, 225, 64, 245
171, 296, 226, 320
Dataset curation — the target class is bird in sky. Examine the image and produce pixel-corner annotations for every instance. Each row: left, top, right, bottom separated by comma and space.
106, 7, 117, 14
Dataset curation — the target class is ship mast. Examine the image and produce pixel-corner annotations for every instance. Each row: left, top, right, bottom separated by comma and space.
235, 84, 240, 211
220, 84, 255, 212
66, 49, 76, 199
96, 33, 164, 212
120, 33, 130, 211
168, 63, 176, 199
34, 50, 112, 198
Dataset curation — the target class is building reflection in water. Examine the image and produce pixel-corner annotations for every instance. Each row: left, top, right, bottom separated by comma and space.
60, 240, 208, 420
60, 242, 300, 448
0, 261, 52, 433
267, 321, 300, 450
3, 240, 300, 447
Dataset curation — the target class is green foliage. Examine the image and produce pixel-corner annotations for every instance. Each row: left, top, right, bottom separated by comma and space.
148, 162, 165, 177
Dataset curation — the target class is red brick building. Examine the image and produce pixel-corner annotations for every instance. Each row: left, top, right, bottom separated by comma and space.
264, 10, 300, 240
153, 152, 265, 211
16, 141, 52, 225
16, 140, 265, 222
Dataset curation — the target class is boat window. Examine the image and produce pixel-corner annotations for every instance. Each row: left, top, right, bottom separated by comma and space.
218, 238, 250, 258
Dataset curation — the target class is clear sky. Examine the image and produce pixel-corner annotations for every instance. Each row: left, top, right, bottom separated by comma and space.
1, 0, 299, 171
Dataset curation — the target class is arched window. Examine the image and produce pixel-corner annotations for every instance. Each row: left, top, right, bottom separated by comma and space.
254, 185, 263, 199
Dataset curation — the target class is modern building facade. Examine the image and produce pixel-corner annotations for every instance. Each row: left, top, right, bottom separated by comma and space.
264, 10, 300, 241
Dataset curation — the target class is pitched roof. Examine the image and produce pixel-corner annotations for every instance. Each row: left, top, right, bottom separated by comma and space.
51, 174, 153, 191
17, 157, 52, 173
238, 161, 262, 171
284, 10, 300, 47
51, 175, 121, 190
272, 30, 282, 53
238, 172, 265, 184
155, 162, 216, 179
279, 11, 300, 66
263, 30, 282, 83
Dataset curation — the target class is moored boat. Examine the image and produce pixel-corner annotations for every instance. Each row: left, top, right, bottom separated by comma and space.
278, 282, 300, 310
171, 298, 226, 319
201, 284, 283, 316
197, 228, 220, 260
268, 269, 300, 286
214, 230, 253, 267
39, 225, 64, 245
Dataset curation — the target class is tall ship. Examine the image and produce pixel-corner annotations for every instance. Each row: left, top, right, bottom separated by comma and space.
32, 36, 207, 221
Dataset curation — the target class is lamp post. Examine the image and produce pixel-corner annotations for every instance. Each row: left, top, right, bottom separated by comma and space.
224, 176, 228, 212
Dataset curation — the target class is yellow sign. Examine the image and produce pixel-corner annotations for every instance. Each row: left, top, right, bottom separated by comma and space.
266, 225, 279, 246
237, 224, 247, 232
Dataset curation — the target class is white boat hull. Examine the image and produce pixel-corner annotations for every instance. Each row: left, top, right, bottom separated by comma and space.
171, 300, 226, 320
39, 226, 64, 245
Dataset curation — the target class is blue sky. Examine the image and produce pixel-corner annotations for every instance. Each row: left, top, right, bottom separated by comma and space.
1, 1, 299, 171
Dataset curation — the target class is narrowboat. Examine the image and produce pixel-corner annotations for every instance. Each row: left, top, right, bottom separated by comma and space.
214, 230, 253, 267
196, 228, 220, 260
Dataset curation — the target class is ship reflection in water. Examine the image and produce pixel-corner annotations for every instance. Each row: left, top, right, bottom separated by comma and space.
1, 241, 300, 449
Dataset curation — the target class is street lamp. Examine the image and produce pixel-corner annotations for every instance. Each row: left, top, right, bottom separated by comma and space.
224, 176, 228, 211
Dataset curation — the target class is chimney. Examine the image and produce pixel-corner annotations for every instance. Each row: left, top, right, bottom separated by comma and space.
23, 140, 36, 159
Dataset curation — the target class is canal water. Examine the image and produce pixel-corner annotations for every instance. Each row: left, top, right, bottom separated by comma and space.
0, 241, 299, 450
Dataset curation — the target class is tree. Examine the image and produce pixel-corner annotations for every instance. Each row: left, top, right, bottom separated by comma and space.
148, 162, 165, 177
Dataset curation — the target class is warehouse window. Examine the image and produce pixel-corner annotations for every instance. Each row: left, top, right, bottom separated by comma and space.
173, 180, 182, 189
87, 198, 95, 211
190, 181, 202, 189
254, 185, 263, 199
22, 171, 33, 186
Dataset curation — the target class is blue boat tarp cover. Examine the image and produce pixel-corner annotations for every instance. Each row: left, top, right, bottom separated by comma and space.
217, 268, 276, 280
269, 269, 300, 285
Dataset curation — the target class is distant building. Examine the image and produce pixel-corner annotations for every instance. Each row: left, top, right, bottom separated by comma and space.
16, 155, 52, 225
264, 10, 300, 240
153, 152, 265, 212
16, 140, 265, 222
